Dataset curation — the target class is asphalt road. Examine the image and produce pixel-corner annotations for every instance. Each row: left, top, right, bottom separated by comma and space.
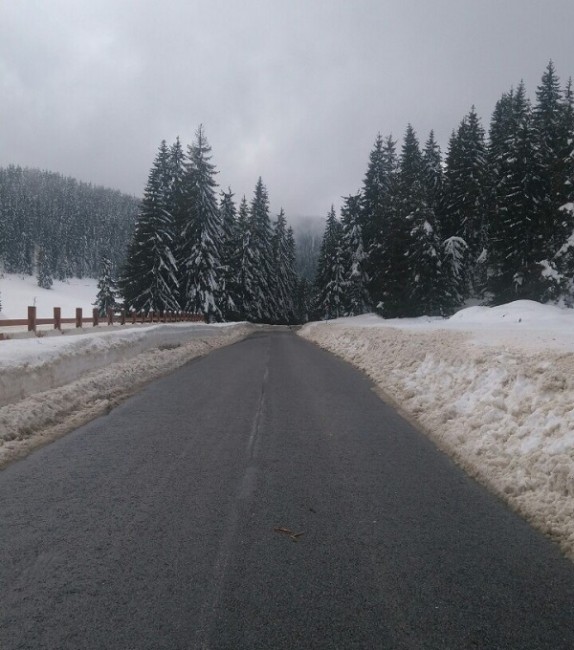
1, 330, 574, 649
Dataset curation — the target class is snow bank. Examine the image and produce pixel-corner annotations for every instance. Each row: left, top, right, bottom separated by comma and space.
0, 323, 253, 467
299, 306, 574, 560
0, 323, 242, 408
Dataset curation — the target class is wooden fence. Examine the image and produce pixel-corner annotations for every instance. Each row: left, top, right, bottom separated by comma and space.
0, 307, 206, 340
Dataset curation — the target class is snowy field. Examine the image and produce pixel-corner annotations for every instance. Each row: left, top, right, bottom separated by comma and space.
299, 303, 574, 561
0, 273, 253, 466
0, 273, 99, 321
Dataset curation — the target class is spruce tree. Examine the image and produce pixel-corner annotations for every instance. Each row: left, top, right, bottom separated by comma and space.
405, 179, 444, 316
272, 209, 297, 324
554, 78, 574, 298
294, 276, 311, 324
219, 188, 240, 319
441, 108, 488, 298
37, 247, 53, 289
361, 134, 398, 309
235, 195, 251, 319
442, 236, 469, 313
243, 178, 276, 323
180, 126, 224, 322
119, 141, 180, 313
314, 206, 346, 320
488, 83, 547, 302
533, 60, 566, 258
422, 131, 443, 220
94, 256, 119, 316
341, 193, 370, 316
377, 124, 422, 317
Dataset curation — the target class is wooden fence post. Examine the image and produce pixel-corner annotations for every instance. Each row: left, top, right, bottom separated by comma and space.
54, 307, 61, 330
76, 308, 82, 328
28, 306, 36, 332
92, 308, 99, 327
107, 308, 113, 326
120, 309, 126, 325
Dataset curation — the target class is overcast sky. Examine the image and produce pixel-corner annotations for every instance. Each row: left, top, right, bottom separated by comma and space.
1, 1, 574, 220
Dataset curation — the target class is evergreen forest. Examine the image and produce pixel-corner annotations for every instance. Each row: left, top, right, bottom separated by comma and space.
119, 127, 301, 324
314, 61, 574, 320
0, 166, 139, 282
2, 61, 574, 325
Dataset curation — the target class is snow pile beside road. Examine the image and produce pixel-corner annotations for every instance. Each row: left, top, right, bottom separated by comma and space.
0, 323, 252, 467
299, 304, 574, 559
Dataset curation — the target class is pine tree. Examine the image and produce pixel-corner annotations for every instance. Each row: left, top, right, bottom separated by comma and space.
94, 256, 119, 316
294, 276, 311, 324
180, 126, 224, 322
441, 108, 488, 298
442, 236, 469, 313
119, 141, 180, 313
243, 178, 276, 323
341, 193, 370, 315
488, 83, 547, 302
405, 179, 444, 317
285, 226, 299, 322
361, 134, 398, 308
219, 188, 240, 319
314, 206, 346, 320
272, 209, 297, 324
554, 78, 574, 298
37, 247, 53, 289
422, 131, 443, 220
235, 195, 251, 319
533, 61, 566, 259
377, 125, 422, 317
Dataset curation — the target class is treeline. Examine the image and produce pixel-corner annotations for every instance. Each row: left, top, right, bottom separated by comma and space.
119, 127, 302, 323
313, 61, 574, 319
0, 166, 139, 282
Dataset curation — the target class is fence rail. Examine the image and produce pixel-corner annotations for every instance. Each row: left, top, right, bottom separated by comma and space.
0, 307, 206, 340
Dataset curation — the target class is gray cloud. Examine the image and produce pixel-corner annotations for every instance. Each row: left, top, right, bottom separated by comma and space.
1, 0, 574, 218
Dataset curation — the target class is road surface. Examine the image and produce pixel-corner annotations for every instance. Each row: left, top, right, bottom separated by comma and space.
1, 330, 574, 649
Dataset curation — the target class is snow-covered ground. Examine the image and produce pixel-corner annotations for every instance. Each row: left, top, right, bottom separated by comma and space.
0, 273, 253, 466
0, 273, 98, 320
299, 302, 574, 561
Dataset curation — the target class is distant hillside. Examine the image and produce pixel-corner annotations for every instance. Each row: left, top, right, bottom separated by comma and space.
0, 165, 139, 279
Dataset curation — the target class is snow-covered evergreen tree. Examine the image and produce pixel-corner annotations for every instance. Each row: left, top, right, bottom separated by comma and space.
242, 178, 276, 323
235, 195, 251, 319
294, 276, 311, 324
442, 236, 469, 313
341, 193, 370, 316
119, 141, 180, 313
361, 134, 398, 309
314, 206, 347, 319
271, 209, 297, 324
533, 61, 567, 257
37, 247, 53, 289
404, 179, 444, 316
94, 256, 119, 316
441, 107, 488, 298
376, 125, 422, 317
180, 126, 224, 322
167, 137, 188, 307
219, 188, 240, 320
487, 83, 548, 302
554, 78, 574, 297
422, 131, 443, 220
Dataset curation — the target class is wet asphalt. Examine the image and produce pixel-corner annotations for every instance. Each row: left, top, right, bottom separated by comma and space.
1, 330, 574, 649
